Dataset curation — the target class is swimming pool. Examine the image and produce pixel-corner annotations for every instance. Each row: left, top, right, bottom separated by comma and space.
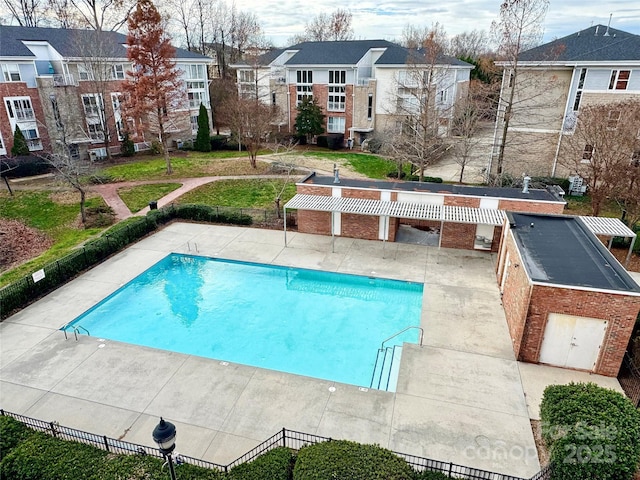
65, 254, 424, 389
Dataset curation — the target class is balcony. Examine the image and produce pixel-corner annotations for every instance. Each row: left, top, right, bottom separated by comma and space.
26, 139, 43, 151
53, 74, 78, 87
15, 110, 35, 121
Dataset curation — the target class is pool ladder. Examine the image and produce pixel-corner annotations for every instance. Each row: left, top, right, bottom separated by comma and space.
370, 326, 423, 391
61, 322, 90, 341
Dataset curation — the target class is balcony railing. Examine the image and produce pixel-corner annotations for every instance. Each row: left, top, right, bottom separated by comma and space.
15, 110, 35, 121
26, 139, 43, 151
53, 74, 78, 87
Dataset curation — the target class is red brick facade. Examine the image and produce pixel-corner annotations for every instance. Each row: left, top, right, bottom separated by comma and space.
0, 82, 52, 154
443, 196, 481, 208
497, 223, 640, 376
498, 199, 565, 214
342, 213, 378, 240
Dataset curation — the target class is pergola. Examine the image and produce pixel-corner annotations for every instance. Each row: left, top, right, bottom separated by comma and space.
284, 194, 637, 267
283, 194, 505, 254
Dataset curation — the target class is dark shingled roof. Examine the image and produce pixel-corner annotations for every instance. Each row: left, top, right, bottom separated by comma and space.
248, 40, 471, 68
508, 213, 640, 292
303, 174, 563, 202
0, 25, 210, 60
519, 25, 640, 63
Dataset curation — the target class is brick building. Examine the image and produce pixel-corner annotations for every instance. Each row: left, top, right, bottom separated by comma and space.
287, 174, 566, 251
496, 212, 640, 376
232, 40, 472, 146
0, 25, 212, 160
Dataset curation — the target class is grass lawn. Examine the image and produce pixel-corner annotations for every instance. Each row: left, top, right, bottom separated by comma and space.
301, 151, 406, 179
177, 179, 297, 209
564, 195, 624, 218
97, 151, 271, 181
117, 183, 182, 212
0, 190, 107, 287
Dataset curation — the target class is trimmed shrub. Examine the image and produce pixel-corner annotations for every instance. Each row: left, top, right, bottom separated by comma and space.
413, 471, 452, 479
0, 417, 33, 460
194, 103, 212, 152
293, 440, 413, 480
540, 382, 640, 480
0, 155, 52, 178
326, 134, 344, 150
120, 131, 136, 157
229, 447, 295, 480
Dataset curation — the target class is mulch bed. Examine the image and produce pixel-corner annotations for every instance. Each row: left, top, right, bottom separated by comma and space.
0, 219, 53, 272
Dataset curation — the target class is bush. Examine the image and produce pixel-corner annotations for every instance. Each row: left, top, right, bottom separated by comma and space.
150, 140, 163, 154
0, 155, 52, 178
229, 447, 295, 480
210, 135, 230, 150
120, 132, 135, 157
84, 205, 116, 228
540, 382, 640, 480
0, 417, 33, 460
293, 440, 414, 480
530, 176, 571, 193
423, 176, 443, 183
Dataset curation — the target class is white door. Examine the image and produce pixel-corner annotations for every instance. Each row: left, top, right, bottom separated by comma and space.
539, 314, 608, 371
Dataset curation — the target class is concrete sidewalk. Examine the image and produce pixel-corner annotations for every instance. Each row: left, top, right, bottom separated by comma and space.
0, 224, 624, 477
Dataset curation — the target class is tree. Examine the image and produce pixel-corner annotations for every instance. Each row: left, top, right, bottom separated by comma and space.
294, 98, 325, 143
292, 8, 354, 43
69, 0, 134, 31
2, 0, 42, 26
223, 96, 275, 168
384, 25, 453, 182
491, 0, 550, 177
449, 30, 492, 59
558, 100, 640, 217
120, 131, 135, 156
194, 103, 211, 152
123, 0, 185, 175
11, 126, 29, 157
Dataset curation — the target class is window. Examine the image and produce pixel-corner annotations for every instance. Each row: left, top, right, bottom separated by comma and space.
437, 89, 448, 103
188, 91, 206, 108
2, 64, 21, 82
82, 94, 101, 117
577, 68, 587, 89
187, 80, 206, 90
0, 131, 5, 154
185, 64, 205, 79
572, 91, 582, 112
367, 94, 373, 120
327, 117, 345, 133
112, 64, 125, 80
508, 71, 514, 88
608, 70, 630, 90
78, 64, 93, 81
49, 95, 63, 130
328, 86, 345, 111
239, 70, 255, 83
296, 85, 313, 105
111, 93, 124, 141
272, 92, 276, 106
190, 114, 198, 133
5, 98, 34, 120
607, 110, 621, 129
87, 123, 104, 141
582, 144, 594, 163
329, 70, 345, 85
296, 70, 312, 84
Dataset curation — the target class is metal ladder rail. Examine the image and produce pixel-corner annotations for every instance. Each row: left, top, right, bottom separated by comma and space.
370, 347, 392, 389
380, 325, 424, 350
383, 345, 401, 391
61, 323, 90, 341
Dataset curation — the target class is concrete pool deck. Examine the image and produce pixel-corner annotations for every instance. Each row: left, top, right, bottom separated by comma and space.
0, 223, 625, 478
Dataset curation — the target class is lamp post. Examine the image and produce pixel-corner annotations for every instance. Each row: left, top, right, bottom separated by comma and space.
152, 417, 177, 480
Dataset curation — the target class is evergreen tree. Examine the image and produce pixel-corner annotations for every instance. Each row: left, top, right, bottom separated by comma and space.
11, 125, 30, 156
120, 131, 135, 157
194, 103, 211, 152
295, 98, 325, 143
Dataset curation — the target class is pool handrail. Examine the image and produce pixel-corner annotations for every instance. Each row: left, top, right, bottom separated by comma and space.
380, 325, 423, 349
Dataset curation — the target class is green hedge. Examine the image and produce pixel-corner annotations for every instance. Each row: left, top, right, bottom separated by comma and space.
540, 382, 640, 480
0, 417, 33, 460
293, 440, 414, 480
0, 204, 252, 320
229, 447, 295, 480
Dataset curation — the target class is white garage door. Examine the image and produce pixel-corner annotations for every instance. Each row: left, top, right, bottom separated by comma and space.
539, 314, 608, 371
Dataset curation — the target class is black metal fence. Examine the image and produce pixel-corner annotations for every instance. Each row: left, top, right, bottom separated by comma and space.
619, 352, 640, 408
1, 410, 550, 479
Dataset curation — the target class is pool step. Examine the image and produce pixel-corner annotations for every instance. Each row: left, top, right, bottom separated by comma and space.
370, 344, 402, 391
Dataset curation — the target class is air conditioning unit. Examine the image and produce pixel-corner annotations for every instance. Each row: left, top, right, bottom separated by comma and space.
89, 147, 107, 160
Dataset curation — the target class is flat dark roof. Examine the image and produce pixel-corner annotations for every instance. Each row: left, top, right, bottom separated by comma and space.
508, 213, 640, 293
302, 174, 563, 203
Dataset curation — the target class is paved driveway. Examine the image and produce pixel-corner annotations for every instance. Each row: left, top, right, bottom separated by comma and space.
3, 224, 541, 476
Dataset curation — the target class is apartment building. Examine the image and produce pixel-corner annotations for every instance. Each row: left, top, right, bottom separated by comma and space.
0, 25, 212, 160
490, 24, 640, 177
233, 40, 472, 146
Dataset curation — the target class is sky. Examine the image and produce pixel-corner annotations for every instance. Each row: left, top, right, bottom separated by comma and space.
253, 0, 640, 47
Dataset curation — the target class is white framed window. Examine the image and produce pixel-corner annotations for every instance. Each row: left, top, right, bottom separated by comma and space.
187, 80, 206, 90
297, 70, 312, 84
329, 70, 346, 85
2, 64, 21, 82
185, 64, 205, 80
582, 144, 594, 163
607, 110, 621, 129
437, 89, 448, 103
327, 117, 345, 133
78, 64, 93, 81
367, 94, 373, 120
0, 130, 5, 155
112, 64, 125, 80
5, 97, 35, 121
82, 94, 102, 117
327, 86, 345, 111
190, 114, 198, 133
188, 91, 206, 109
87, 123, 104, 141
608, 70, 630, 90
239, 70, 255, 83
296, 85, 313, 105
49, 94, 63, 130
111, 93, 124, 141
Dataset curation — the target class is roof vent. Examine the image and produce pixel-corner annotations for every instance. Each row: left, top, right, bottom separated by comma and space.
522, 175, 531, 194
595, 25, 599, 35
604, 14, 612, 36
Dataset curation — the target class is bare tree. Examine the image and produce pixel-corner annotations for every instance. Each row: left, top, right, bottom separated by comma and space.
558, 100, 640, 216
266, 139, 300, 217
401, 22, 449, 51
491, 0, 550, 177
45, 0, 83, 27
295, 8, 354, 42
69, 0, 134, 31
2, 0, 43, 26
383, 26, 453, 181
450, 29, 491, 59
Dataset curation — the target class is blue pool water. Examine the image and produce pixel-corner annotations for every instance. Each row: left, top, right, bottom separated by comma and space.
66, 254, 423, 388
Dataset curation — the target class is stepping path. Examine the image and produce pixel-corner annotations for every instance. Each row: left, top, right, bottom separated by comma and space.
90, 175, 289, 221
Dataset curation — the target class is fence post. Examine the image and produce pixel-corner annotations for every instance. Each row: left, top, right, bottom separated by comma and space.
281, 428, 286, 448
103, 435, 110, 452
50, 421, 57, 438
448, 463, 452, 476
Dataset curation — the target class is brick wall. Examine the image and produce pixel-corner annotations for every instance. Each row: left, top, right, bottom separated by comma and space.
441, 222, 476, 250
0, 82, 52, 153
498, 231, 534, 358
297, 185, 331, 196
288, 84, 354, 140
341, 213, 379, 240
443, 196, 481, 208
498, 199, 565, 214
523, 286, 640, 376
342, 188, 380, 200
297, 210, 332, 235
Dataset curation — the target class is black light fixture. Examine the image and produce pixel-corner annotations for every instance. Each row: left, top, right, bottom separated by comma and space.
152, 417, 177, 480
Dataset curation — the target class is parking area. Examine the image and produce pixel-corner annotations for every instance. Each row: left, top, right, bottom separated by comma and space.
0, 223, 625, 477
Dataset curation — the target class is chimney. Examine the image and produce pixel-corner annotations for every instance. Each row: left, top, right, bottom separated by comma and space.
522, 176, 531, 194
